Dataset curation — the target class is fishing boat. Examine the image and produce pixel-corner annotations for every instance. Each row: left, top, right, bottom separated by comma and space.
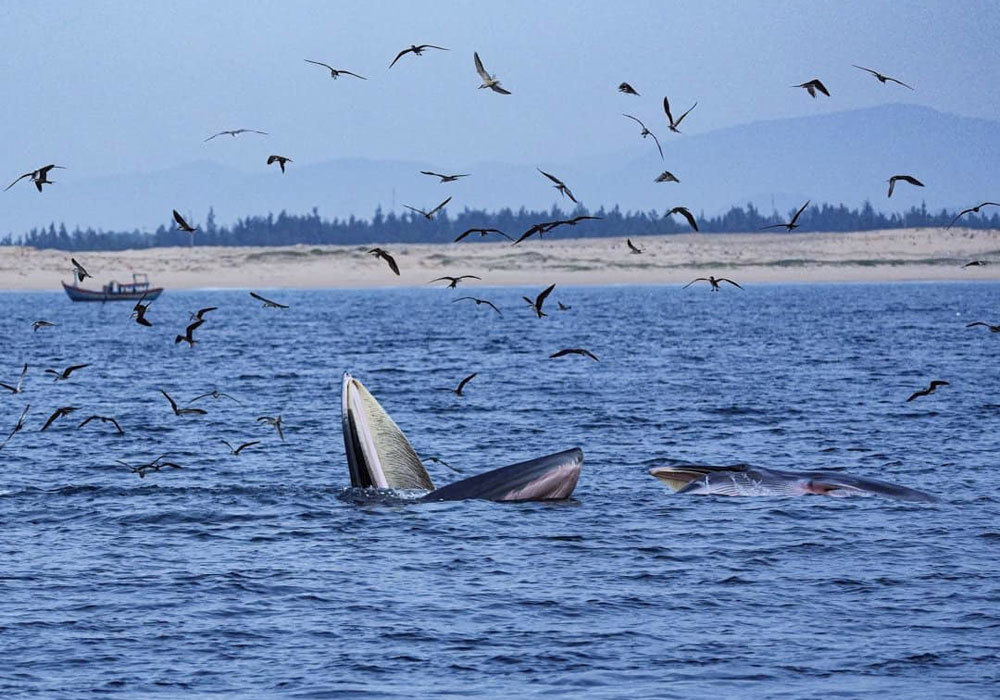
62, 273, 163, 302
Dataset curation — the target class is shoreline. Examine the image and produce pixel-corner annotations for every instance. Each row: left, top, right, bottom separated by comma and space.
1, 228, 998, 291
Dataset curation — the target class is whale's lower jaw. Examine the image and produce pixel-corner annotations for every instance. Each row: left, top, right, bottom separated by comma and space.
422, 448, 583, 502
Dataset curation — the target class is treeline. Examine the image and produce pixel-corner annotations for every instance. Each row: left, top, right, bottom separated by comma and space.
2, 201, 998, 252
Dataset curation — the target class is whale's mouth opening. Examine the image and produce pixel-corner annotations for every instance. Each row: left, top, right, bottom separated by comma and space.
342, 373, 434, 491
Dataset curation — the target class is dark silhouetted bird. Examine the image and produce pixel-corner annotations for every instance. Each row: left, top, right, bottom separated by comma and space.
189, 390, 242, 404
0, 364, 28, 394
437, 373, 477, 396
452, 296, 502, 316
267, 155, 292, 173
32, 320, 56, 332
627, 238, 642, 254
221, 439, 261, 455
250, 291, 289, 309
303, 59, 367, 79
618, 82, 639, 95
906, 380, 949, 402
623, 114, 663, 158
655, 171, 680, 183
173, 210, 197, 232
40, 406, 77, 431
421, 171, 469, 183
368, 248, 400, 275
389, 44, 449, 68
160, 389, 207, 416
175, 319, 204, 347
0, 404, 29, 451
404, 196, 452, 220
78, 415, 124, 435
428, 275, 481, 288
204, 128, 267, 141
538, 169, 578, 203
966, 321, 1000, 333
663, 96, 697, 133
683, 276, 743, 292
887, 175, 924, 198
257, 415, 285, 441
45, 363, 90, 382
760, 201, 810, 231
474, 52, 511, 94
5, 164, 65, 192
949, 202, 999, 229
523, 283, 556, 318
793, 79, 830, 98
550, 348, 600, 362
666, 206, 698, 232
454, 228, 512, 242
70, 258, 92, 282
853, 65, 913, 89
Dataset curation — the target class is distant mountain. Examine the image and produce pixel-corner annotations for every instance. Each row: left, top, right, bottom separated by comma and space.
4, 104, 997, 236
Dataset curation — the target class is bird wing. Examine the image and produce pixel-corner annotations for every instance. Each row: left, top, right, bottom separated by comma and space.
221, 439, 235, 453
389, 47, 412, 68
674, 102, 697, 127
185, 319, 205, 334
719, 278, 744, 289
790, 200, 811, 225
492, 230, 514, 241
64, 364, 89, 378
428, 277, 454, 285
619, 82, 638, 95
582, 350, 600, 362
563, 186, 579, 204
885, 76, 914, 90
159, 389, 179, 413
458, 275, 481, 281
535, 283, 556, 311
204, 132, 225, 142
249, 291, 279, 306
906, 390, 925, 402
489, 84, 511, 95
196, 306, 218, 319
420, 45, 449, 51
78, 415, 97, 428
812, 80, 830, 96
0, 382, 16, 394
235, 441, 260, 454
304, 59, 334, 71
188, 392, 213, 403
40, 409, 63, 431
662, 97, 675, 125
650, 131, 663, 159
420, 171, 445, 178
474, 52, 489, 80
381, 250, 400, 275
966, 322, 988, 328
403, 205, 426, 216
683, 278, 708, 288
887, 179, 896, 198
4, 172, 32, 191
454, 229, 473, 242
759, 224, 790, 230
627, 239, 640, 252
71, 258, 90, 276
428, 196, 452, 216
483, 300, 502, 316
108, 417, 124, 435
852, 65, 878, 77
674, 208, 698, 231
537, 169, 562, 185
900, 175, 924, 187
173, 210, 190, 228
512, 227, 538, 245
623, 113, 644, 128
457, 373, 477, 393
549, 349, 572, 358
340, 70, 367, 80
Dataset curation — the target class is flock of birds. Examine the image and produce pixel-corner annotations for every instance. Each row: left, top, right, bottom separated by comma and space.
2, 43, 997, 474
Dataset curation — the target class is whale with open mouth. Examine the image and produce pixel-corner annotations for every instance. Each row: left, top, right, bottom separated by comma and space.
649, 463, 938, 502
341, 372, 582, 501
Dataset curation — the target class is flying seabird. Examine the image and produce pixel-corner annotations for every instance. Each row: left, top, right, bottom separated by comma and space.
204, 128, 268, 142
428, 275, 481, 288
5, 164, 65, 192
130, 294, 153, 327
70, 258, 92, 282
159, 389, 207, 416
550, 348, 600, 362
303, 59, 367, 79
368, 248, 400, 275
117, 455, 182, 479
389, 44, 449, 68
0, 364, 28, 394
173, 210, 197, 233
40, 406, 77, 431
794, 79, 830, 98
45, 363, 90, 382
0, 404, 29, 452
948, 202, 999, 229
452, 296, 502, 316
454, 227, 512, 242
32, 320, 56, 332
963, 260, 989, 268
524, 283, 556, 318
683, 276, 743, 292
853, 65, 913, 89
655, 171, 680, 183
420, 171, 469, 183
249, 291, 289, 309
627, 238, 642, 254
663, 97, 697, 133
221, 439, 261, 455
760, 200, 810, 231
623, 114, 663, 158
618, 82, 640, 95
175, 319, 204, 347
537, 169, 578, 203
473, 52, 511, 94
257, 415, 285, 441
666, 206, 698, 232
78, 415, 124, 435
189, 390, 242, 404
906, 380, 949, 402
437, 373, 477, 396
188, 306, 218, 321
966, 321, 1000, 333
404, 196, 452, 220
267, 155, 292, 173
887, 175, 924, 198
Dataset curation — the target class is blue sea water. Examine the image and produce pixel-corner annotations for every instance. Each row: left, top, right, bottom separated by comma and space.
0, 282, 998, 698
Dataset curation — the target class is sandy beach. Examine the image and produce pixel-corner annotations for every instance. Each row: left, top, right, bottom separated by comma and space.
1, 227, 998, 291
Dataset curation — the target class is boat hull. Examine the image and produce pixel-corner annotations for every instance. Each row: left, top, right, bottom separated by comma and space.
62, 282, 164, 302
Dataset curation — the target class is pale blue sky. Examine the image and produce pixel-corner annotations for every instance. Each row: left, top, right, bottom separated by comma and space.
2, 0, 998, 179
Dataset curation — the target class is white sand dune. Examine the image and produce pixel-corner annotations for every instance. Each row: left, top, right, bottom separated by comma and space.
1, 228, 998, 291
